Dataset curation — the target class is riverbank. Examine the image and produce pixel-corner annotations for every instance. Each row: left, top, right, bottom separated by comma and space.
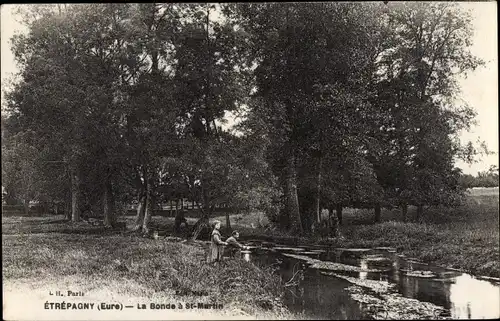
3, 188, 497, 320
2, 220, 297, 320
239, 190, 500, 278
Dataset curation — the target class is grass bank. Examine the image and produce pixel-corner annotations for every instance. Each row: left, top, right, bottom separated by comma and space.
2, 219, 297, 320
237, 189, 500, 278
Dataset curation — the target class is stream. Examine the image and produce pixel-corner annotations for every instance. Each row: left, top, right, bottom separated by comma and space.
238, 240, 500, 320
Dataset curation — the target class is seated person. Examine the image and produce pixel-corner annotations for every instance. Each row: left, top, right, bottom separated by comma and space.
225, 231, 249, 258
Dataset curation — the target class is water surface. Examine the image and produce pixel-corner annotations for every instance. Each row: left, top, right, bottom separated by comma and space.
241, 240, 500, 320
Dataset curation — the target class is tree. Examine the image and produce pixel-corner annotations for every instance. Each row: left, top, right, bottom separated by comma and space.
4, 3, 485, 237
235, 3, 386, 233
7, 5, 88, 221
367, 2, 483, 219
460, 166, 499, 188
168, 4, 252, 239
115, 3, 183, 233
1, 129, 40, 214
7, 4, 137, 225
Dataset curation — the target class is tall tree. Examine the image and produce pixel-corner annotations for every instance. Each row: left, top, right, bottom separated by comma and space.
7, 4, 137, 224
236, 3, 385, 233
368, 2, 483, 219
170, 4, 252, 239
116, 3, 182, 233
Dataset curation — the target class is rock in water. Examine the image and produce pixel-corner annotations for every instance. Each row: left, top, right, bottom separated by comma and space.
403, 270, 436, 278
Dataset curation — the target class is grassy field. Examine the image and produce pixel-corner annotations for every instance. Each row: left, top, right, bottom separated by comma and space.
2, 218, 297, 320
2, 188, 498, 319
7, 187, 493, 277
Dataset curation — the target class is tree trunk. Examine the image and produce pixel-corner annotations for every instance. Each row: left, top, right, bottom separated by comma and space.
151, 52, 159, 74
416, 205, 424, 220
142, 190, 152, 235
315, 157, 322, 224
103, 174, 115, 228
374, 204, 381, 223
226, 212, 231, 232
336, 203, 343, 225
280, 179, 291, 229
174, 206, 187, 233
64, 192, 71, 220
70, 164, 81, 222
402, 204, 408, 222
23, 200, 29, 216
328, 207, 333, 231
191, 214, 209, 241
175, 199, 179, 217
133, 193, 146, 231
299, 191, 315, 235
202, 177, 210, 215
286, 155, 302, 234
191, 202, 213, 241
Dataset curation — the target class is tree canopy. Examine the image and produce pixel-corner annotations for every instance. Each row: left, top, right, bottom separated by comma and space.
2, 3, 486, 236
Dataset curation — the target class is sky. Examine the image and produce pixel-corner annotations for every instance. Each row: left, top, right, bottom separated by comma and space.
1, 3, 498, 175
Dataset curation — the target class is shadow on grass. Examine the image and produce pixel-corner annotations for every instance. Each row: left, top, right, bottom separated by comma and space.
2, 228, 125, 236
38, 219, 69, 225
2, 220, 129, 236
2, 216, 197, 240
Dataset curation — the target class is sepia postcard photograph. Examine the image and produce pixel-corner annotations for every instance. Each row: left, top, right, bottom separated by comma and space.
1, 1, 499, 320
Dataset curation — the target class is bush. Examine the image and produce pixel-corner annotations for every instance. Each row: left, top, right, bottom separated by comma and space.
264, 203, 281, 225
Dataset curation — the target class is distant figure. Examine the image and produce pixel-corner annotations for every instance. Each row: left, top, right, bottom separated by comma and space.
207, 220, 227, 264
330, 213, 340, 237
225, 231, 249, 258
311, 222, 317, 235
174, 210, 189, 233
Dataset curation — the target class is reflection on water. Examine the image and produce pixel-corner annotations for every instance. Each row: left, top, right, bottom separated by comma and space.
282, 263, 366, 319
241, 242, 500, 320
359, 259, 368, 280
449, 274, 500, 319
391, 259, 500, 319
246, 249, 366, 319
396, 270, 500, 319
401, 275, 419, 298
393, 259, 400, 283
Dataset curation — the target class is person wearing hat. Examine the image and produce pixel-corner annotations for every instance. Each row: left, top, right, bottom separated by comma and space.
225, 231, 249, 258
207, 220, 227, 264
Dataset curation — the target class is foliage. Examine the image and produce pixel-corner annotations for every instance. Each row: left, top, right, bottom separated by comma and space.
460, 165, 499, 188
366, 2, 483, 210
2, 3, 486, 235
1, 129, 41, 208
236, 189, 500, 278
